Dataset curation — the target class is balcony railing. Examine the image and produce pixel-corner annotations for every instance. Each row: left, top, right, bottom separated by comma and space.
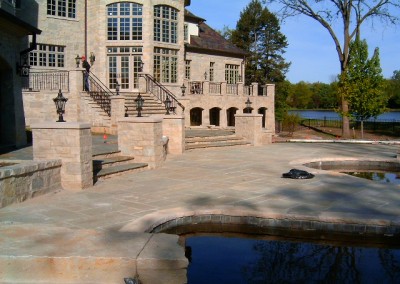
226, 84, 238, 95
209, 82, 221, 94
22, 71, 69, 92
189, 81, 203, 94
244, 85, 253, 96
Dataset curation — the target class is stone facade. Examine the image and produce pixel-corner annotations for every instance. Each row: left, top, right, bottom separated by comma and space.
0, 159, 61, 208
15, 0, 275, 135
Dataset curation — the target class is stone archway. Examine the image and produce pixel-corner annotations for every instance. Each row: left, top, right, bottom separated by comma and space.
0, 56, 17, 148
190, 107, 203, 126
258, 107, 267, 128
226, 107, 237, 127
209, 107, 221, 126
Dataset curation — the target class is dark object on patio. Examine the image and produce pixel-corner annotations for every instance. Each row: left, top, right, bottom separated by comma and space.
282, 169, 315, 179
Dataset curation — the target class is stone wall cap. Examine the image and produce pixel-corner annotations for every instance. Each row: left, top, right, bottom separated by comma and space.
162, 115, 185, 120
31, 122, 92, 129
118, 117, 163, 123
235, 114, 263, 117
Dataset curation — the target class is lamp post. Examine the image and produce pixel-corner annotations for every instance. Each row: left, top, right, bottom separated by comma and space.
245, 97, 252, 113
164, 96, 171, 115
75, 54, 81, 68
180, 83, 186, 97
89, 52, 96, 65
135, 94, 144, 117
53, 89, 68, 122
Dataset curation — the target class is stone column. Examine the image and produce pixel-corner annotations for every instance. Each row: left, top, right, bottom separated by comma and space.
252, 83, 259, 96
111, 96, 126, 134
31, 122, 93, 190
235, 114, 263, 146
162, 115, 185, 155
118, 117, 164, 168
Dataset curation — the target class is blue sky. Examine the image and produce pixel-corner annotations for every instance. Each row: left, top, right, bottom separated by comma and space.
188, 0, 400, 83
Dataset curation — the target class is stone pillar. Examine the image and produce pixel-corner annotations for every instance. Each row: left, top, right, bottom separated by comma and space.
118, 117, 164, 168
138, 73, 147, 93
162, 115, 185, 155
202, 81, 209, 95
202, 108, 209, 127
31, 122, 93, 190
252, 83, 259, 96
111, 96, 126, 133
237, 82, 244, 96
235, 114, 263, 146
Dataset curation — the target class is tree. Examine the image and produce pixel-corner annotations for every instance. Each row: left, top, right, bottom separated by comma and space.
386, 70, 400, 108
231, 0, 290, 85
264, 0, 400, 137
338, 39, 387, 138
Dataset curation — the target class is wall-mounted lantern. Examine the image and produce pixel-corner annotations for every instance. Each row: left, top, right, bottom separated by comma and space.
135, 94, 144, 117
115, 80, 120, 96
139, 60, 144, 72
204, 71, 208, 80
75, 54, 81, 68
89, 52, 96, 65
180, 83, 186, 97
245, 97, 252, 112
16, 54, 30, 77
53, 89, 68, 122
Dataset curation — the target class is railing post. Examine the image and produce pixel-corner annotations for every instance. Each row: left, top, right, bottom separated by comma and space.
238, 82, 244, 96
203, 81, 209, 96
221, 82, 227, 96
252, 83, 259, 96
138, 73, 147, 93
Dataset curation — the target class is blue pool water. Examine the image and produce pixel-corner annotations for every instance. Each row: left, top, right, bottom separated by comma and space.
186, 235, 400, 283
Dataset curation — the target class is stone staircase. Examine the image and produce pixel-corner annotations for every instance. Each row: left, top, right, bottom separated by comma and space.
92, 150, 148, 182
185, 129, 251, 150
123, 92, 167, 117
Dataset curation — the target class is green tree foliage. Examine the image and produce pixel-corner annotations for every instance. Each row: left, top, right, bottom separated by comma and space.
264, 0, 400, 137
231, 0, 290, 85
338, 39, 388, 138
386, 70, 400, 108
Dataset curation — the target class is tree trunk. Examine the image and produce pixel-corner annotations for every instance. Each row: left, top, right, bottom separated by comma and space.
361, 120, 364, 139
341, 98, 351, 138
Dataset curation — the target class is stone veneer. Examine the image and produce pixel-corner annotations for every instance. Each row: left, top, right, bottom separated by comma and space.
0, 159, 61, 208
31, 122, 93, 190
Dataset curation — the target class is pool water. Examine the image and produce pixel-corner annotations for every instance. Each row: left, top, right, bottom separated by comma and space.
343, 171, 400, 185
185, 235, 400, 283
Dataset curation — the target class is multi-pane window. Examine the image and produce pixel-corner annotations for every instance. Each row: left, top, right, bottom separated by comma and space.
107, 2, 143, 41
154, 5, 178, 43
107, 46, 143, 89
209, 62, 215, 82
225, 64, 239, 84
185, 60, 191, 80
29, 44, 65, 68
47, 0, 76, 18
184, 24, 188, 42
154, 48, 178, 83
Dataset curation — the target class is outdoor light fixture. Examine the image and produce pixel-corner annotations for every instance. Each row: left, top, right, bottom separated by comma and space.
139, 60, 144, 72
115, 80, 120, 96
204, 71, 208, 80
75, 54, 81, 68
164, 96, 172, 115
135, 94, 144, 117
53, 89, 68, 122
238, 75, 242, 82
16, 54, 30, 77
89, 52, 96, 65
180, 83, 186, 97
245, 97, 252, 112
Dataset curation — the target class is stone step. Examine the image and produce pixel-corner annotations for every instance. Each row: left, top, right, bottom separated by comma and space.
93, 155, 136, 171
185, 140, 251, 150
185, 135, 245, 143
94, 162, 148, 181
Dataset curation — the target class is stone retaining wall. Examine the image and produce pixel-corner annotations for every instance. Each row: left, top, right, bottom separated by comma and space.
0, 160, 62, 208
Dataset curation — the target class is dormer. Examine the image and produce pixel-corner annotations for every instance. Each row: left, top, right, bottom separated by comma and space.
184, 9, 205, 44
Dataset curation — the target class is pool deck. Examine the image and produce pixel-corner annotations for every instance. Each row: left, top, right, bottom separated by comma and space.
1, 138, 400, 283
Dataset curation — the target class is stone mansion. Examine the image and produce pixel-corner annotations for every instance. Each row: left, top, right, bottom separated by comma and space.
0, 0, 275, 148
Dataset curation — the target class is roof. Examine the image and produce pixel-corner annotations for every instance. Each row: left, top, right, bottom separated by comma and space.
0, 9, 41, 36
184, 9, 205, 23
185, 21, 247, 58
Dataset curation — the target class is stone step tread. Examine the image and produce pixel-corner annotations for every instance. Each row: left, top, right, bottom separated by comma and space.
185, 141, 251, 150
186, 135, 244, 142
94, 162, 148, 178
92, 150, 121, 159
93, 156, 135, 169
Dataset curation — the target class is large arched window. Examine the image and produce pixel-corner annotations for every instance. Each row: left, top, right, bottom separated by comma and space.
154, 5, 178, 43
107, 2, 143, 41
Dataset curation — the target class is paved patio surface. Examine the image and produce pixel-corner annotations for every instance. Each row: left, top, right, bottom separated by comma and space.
1, 139, 400, 283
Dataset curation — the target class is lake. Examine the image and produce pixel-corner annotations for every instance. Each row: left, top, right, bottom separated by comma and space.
289, 110, 400, 121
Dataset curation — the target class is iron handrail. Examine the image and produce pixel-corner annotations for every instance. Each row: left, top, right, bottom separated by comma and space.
139, 73, 185, 114
86, 72, 117, 117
